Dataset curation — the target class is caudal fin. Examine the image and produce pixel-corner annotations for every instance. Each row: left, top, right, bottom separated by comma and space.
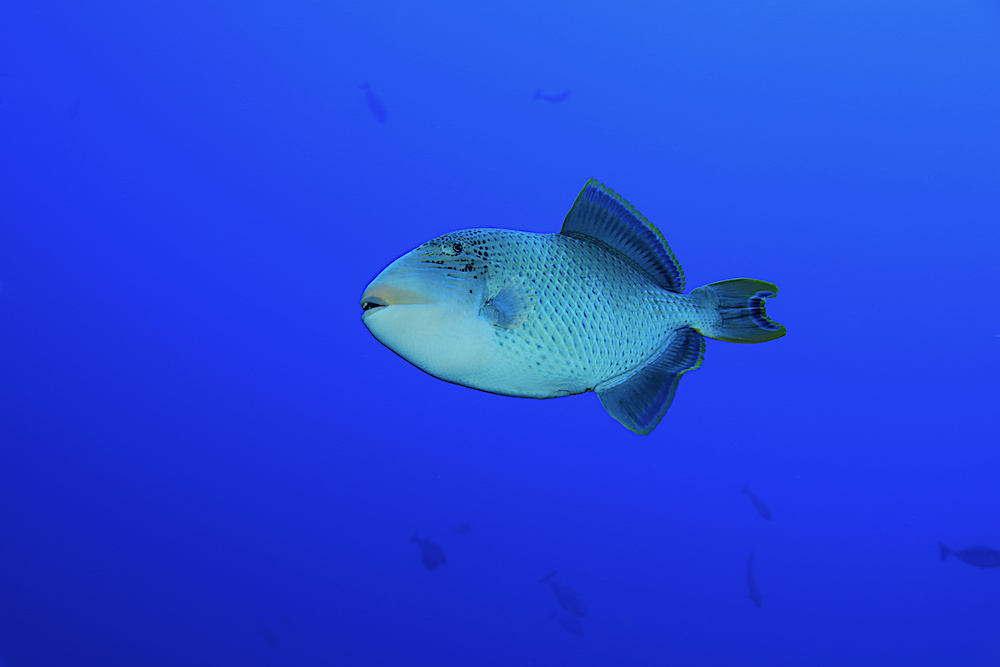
939, 542, 950, 562
691, 279, 785, 343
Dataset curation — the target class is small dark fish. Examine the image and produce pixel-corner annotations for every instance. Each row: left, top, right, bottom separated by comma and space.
359, 82, 387, 124
455, 522, 472, 534
533, 89, 571, 103
747, 552, 763, 607
412, 531, 447, 571
940, 542, 1000, 569
743, 485, 773, 520
540, 571, 587, 617
551, 609, 585, 637
258, 620, 279, 647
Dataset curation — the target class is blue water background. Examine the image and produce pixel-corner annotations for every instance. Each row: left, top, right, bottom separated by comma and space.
2, 1, 999, 665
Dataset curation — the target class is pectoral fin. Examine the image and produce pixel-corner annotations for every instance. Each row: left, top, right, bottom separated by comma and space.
482, 279, 535, 329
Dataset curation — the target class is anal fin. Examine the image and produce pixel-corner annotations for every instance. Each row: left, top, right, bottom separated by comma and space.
595, 327, 705, 434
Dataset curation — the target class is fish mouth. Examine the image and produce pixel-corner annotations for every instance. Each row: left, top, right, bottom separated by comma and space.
360, 295, 388, 319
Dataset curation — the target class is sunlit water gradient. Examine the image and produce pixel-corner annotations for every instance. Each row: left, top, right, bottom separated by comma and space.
2, 1, 999, 665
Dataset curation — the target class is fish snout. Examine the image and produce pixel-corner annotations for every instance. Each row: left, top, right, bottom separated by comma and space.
360, 294, 387, 319
360, 277, 430, 322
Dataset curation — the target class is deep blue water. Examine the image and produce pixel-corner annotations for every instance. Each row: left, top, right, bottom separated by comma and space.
2, 1, 999, 665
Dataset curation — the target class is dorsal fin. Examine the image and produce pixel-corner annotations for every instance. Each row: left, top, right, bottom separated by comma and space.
560, 180, 684, 293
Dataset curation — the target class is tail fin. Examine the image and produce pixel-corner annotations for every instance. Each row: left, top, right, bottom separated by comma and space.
691, 279, 785, 343
939, 542, 950, 562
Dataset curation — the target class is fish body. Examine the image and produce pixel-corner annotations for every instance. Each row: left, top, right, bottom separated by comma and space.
412, 531, 447, 571
361, 180, 785, 434
747, 552, 763, 607
743, 485, 773, 520
939, 542, 1000, 569
540, 571, 587, 617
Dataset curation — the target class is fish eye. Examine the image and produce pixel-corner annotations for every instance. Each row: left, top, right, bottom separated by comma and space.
453, 242, 463, 253
440, 242, 463, 256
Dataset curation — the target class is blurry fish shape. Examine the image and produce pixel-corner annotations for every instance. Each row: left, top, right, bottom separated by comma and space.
747, 552, 763, 607
534, 89, 571, 103
455, 522, 472, 534
540, 571, 587, 617
359, 82, 387, 124
743, 485, 773, 520
258, 615, 290, 647
551, 608, 586, 637
360, 180, 785, 434
412, 531, 447, 571
939, 542, 1000, 569
258, 620, 279, 647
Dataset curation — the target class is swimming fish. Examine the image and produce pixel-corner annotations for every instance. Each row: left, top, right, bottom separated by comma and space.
534, 89, 571, 103
939, 542, 1000, 569
747, 551, 763, 607
258, 620, 279, 647
743, 485, 773, 520
411, 531, 447, 571
360, 180, 785, 434
359, 82, 387, 124
540, 571, 587, 617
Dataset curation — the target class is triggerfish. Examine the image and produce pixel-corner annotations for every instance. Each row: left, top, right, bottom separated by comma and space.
939, 542, 1000, 569
411, 531, 446, 572
360, 180, 785, 434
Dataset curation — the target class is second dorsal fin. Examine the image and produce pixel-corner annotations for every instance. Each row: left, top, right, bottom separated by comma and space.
560, 180, 684, 293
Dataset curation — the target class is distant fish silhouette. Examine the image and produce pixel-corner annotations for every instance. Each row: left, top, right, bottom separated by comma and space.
551, 608, 585, 637
360, 82, 387, 124
455, 522, 472, 534
533, 89, 571, 103
540, 571, 587, 617
939, 542, 1000, 569
258, 615, 290, 647
743, 485, 773, 520
258, 620, 279, 647
747, 552, 763, 607
412, 531, 447, 571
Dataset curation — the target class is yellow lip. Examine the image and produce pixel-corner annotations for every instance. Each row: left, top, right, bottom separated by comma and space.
361, 303, 387, 320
